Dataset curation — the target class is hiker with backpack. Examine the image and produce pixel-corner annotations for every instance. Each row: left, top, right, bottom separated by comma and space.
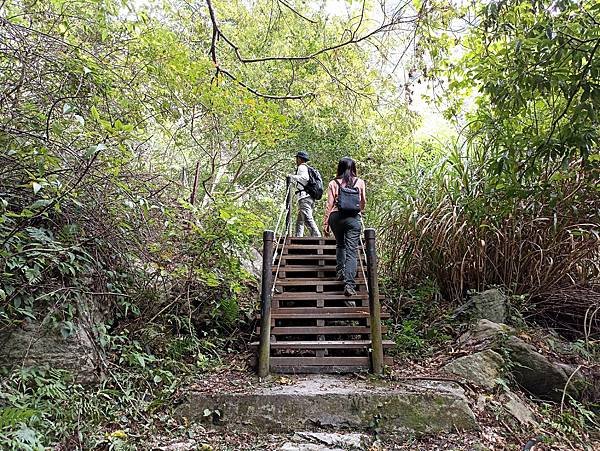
288, 151, 323, 237
323, 157, 366, 297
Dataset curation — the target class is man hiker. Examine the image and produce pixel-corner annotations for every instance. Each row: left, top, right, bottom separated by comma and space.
288, 151, 321, 237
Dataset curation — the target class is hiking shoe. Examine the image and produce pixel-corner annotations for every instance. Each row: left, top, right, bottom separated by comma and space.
336, 270, 344, 281
344, 300, 356, 307
344, 285, 357, 297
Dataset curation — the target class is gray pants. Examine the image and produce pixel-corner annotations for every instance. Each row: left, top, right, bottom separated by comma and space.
295, 197, 321, 237
328, 211, 361, 288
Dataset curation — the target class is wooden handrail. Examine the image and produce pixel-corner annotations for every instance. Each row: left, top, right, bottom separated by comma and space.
258, 230, 275, 377
365, 228, 384, 374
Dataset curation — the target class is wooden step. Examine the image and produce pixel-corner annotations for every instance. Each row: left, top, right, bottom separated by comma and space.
284, 237, 337, 244
272, 267, 370, 274
284, 245, 347, 251
250, 340, 395, 349
275, 278, 365, 286
275, 255, 354, 260
272, 265, 338, 271
259, 325, 388, 334
272, 292, 383, 300
262, 314, 372, 320
259, 308, 390, 320
273, 257, 367, 266
275, 306, 371, 314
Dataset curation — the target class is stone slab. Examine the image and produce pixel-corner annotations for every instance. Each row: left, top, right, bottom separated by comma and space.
471, 289, 507, 323
177, 375, 477, 434
442, 349, 505, 389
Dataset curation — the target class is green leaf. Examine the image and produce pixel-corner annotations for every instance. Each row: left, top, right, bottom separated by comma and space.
135, 353, 146, 368
90, 106, 100, 121
15, 425, 39, 444
30, 199, 52, 209
32, 182, 42, 194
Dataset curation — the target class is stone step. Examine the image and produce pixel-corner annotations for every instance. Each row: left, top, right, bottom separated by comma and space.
177, 375, 477, 434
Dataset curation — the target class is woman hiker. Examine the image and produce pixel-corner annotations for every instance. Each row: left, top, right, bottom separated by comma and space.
323, 157, 366, 297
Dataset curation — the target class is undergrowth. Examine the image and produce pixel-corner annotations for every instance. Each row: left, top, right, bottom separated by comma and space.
383, 280, 455, 358
0, 329, 226, 450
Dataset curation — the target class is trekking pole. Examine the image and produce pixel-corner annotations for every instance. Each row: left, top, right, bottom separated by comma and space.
284, 176, 292, 236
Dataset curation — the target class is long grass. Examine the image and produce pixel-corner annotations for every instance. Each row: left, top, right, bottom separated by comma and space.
379, 147, 600, 336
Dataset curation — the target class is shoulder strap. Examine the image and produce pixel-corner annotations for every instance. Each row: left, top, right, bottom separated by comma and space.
334, 177, 358, 188
297, 164, 309, 190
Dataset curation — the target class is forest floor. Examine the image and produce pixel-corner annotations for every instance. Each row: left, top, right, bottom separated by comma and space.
136, 350, 599, 451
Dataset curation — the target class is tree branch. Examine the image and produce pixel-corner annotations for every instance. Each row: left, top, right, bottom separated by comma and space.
277, 0, 317, 24
218, 67, 314, 100
205, 0, 313, 100
207, 0, 416, 64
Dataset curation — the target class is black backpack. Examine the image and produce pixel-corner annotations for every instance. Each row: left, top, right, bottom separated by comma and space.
335, 178, 361, 214
299, 165, 324, 200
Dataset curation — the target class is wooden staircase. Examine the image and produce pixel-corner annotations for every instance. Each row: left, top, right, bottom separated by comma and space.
253, 235, 393, 374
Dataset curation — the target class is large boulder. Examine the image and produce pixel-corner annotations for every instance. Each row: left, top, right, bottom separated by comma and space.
471, 289, 507, 323
0, 319, 100, 382
0, 298, 102, 383
442, 350, 505, 390
505, 336, 585, 401
457, 319, 589, 401
458, 319, 514, 346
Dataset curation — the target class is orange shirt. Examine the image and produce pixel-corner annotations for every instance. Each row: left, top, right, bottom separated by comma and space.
323, 177, 367, 228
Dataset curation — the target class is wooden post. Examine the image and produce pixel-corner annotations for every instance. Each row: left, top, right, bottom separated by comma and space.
258, 230, 274, 377
365, 228, 384, 375
285, 176, 293, 236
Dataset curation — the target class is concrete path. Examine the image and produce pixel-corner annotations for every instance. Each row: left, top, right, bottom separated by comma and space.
177, 375, 477, 435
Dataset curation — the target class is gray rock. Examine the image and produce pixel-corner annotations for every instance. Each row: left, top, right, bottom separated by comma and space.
458, 319, 514, 345
0, 317, 99, 383
505, 336, 583, 401
500, 391, 538, 426
239, 247, 262, 281
294, 432, 367, 449
280, 444, 344, 451
457, 320, 592, 401
152, 439, 199, 450
442, 350, 505, 389
471, 289, 508, 323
